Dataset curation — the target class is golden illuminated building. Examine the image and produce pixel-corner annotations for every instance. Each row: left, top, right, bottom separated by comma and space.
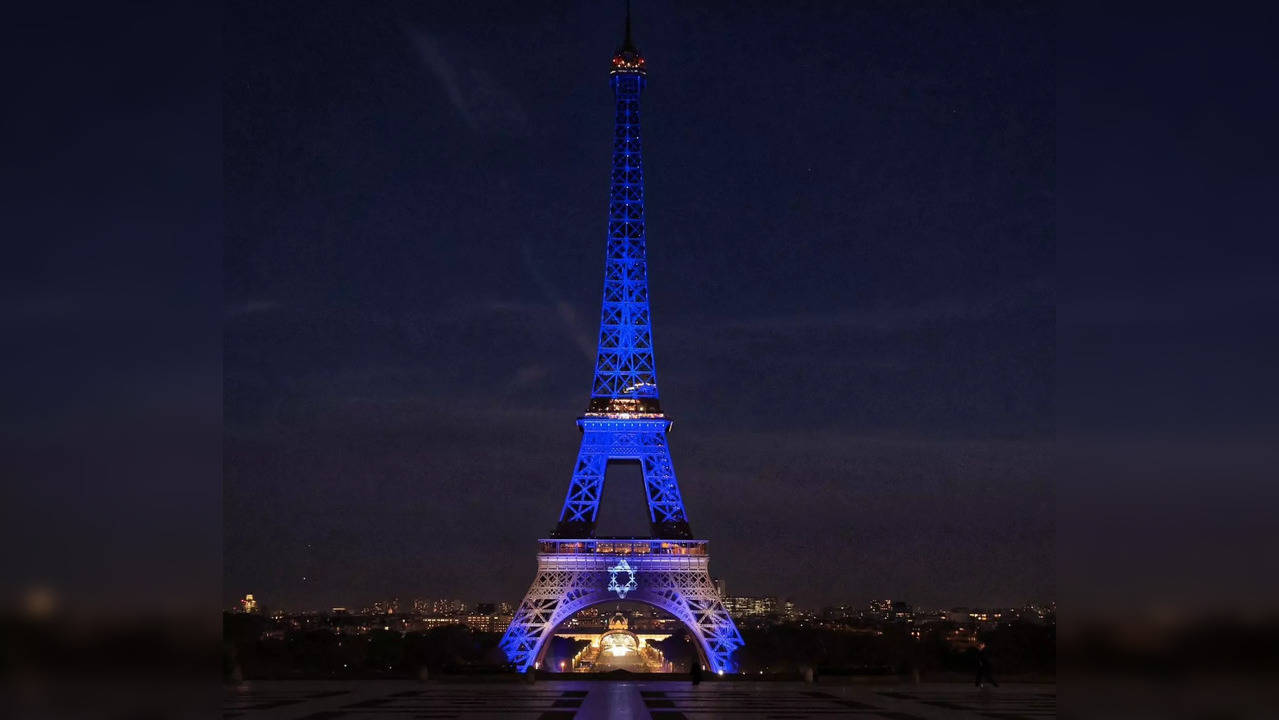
558, 612, 670, 673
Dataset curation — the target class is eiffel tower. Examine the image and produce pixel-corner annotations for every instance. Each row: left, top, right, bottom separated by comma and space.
498, 8, 744, 674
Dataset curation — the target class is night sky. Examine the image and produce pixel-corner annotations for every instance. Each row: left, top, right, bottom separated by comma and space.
224, 1, 1053, 612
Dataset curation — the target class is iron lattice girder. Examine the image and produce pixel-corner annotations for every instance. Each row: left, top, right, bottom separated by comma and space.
504, 50, 742, 672
590, 71, 658, 408
498, 548, 744, 674
557, 418, 688, 531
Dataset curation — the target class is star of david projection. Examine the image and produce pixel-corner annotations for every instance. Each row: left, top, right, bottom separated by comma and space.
607, 558, 638, 599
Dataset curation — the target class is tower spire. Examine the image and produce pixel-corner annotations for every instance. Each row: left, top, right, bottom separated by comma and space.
611, 1, 644, 73
623, 0, 633, 50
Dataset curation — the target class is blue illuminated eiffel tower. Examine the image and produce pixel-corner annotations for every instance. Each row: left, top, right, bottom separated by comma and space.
500, 8, 743, 674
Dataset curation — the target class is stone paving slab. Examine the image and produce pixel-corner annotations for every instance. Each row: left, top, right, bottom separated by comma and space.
223, 680, 1056, 720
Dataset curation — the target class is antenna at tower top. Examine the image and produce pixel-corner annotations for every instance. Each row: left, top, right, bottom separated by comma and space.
610, 0, 645, 74
623, 0, 635, 51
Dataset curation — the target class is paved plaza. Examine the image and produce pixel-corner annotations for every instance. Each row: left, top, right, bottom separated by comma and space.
224, 680, 1056, 719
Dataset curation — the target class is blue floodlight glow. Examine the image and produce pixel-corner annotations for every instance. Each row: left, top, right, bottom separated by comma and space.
549, 24, 694, 542
498, 15, 743, 678
607, 558, 639, 598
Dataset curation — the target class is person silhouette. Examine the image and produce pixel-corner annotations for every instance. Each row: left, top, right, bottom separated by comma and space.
974, 642, 998, 688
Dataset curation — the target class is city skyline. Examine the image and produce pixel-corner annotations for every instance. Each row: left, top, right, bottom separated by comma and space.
225, 1, 1052, 614
229, 591, 1055, 618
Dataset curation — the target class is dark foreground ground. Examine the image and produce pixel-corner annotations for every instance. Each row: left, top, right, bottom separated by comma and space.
223, 679, 1056, 719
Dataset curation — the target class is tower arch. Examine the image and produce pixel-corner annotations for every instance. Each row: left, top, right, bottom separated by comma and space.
502, 544, 741, 673
531, 591, 717, 672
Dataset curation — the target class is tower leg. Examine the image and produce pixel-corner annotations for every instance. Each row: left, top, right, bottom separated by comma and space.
637, 430, 691, 538
554, 432, 610, 538
499, 567, 596, 672
554, 417, 692, 539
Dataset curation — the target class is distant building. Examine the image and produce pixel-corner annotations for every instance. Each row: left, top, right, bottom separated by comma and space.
464, 613, 514, 633
723, 596, 778, 618
567, 606, 604, 628
429, 598, 468, 616
418, 616, 464, 630
559, 612, 671, 673
240, 594, 259, 614
406, 598, 461, 615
